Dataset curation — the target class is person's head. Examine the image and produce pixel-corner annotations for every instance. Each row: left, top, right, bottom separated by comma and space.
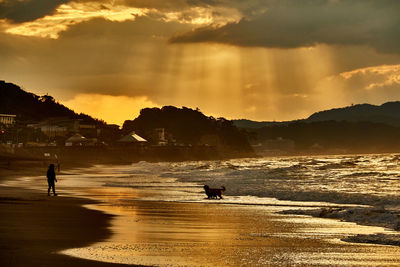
49, 164, 55, 170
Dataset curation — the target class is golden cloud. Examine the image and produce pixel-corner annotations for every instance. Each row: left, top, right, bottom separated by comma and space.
339, 64, 400, 91
158, 6, 241, 26
2, 1, 241, 39
4, 2, 148, 38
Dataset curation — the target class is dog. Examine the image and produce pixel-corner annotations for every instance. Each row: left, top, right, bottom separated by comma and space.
204, 185, 226, 199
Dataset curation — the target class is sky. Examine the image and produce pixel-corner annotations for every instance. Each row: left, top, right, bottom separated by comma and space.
1, 0, 400, 125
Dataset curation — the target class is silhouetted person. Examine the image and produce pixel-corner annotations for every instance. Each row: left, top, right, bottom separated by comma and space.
47, 164, 57, 196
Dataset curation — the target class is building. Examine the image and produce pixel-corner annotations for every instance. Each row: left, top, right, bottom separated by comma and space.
27, 123, 68, 137
118, 131, 147, 143
79, 123, 99, 138
65, 133, 93, 146
153, 128, 167, 145
149, 128, 175, 145
0, 114, 16, 126
28, 117, 98, 138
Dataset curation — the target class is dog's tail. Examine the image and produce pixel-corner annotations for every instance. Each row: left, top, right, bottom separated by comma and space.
221, 186, 226, 191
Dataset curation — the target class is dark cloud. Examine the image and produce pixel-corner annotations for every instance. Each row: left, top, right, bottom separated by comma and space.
0, 0, 70, 23
170, 0, 400, 54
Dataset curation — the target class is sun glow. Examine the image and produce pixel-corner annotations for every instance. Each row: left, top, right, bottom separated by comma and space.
62, 94, 158, 125
148, 43, 339, 121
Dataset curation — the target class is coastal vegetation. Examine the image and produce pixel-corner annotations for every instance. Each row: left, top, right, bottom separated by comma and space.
235, 102, 400, 154
0, 80, 102, 125
122, 106, 252, 153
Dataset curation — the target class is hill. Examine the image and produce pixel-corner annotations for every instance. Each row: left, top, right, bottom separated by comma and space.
122, 106, 253, 153
307, 102, 400, 126
0, 80, 102, 124
234, 102, 400, 129
234, 102, 400, 154
255, 120, 400, 153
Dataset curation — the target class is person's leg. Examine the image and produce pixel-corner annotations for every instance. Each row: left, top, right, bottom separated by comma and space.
52, 184, 57, 196
47, 185, 50, 196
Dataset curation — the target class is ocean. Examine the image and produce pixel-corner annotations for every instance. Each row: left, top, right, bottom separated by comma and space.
56, 153, 400, 206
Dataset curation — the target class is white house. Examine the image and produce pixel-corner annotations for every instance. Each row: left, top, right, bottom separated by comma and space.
118, 131, 147, 143
0, 114, 16, 126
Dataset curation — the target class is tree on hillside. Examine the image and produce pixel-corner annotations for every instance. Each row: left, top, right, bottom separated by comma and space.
123, 106, 252, 152
0, 80, 104, 125
255, 121, 400, 151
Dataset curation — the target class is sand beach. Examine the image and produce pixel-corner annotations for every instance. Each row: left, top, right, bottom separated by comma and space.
0, 186, 131, 266
0, 160, 130, 266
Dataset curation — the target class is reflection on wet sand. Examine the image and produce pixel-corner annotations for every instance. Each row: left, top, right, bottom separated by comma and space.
63, 199, 400, 266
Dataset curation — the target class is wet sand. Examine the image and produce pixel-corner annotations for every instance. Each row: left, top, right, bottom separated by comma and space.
63, 193, 400, 266
0, 161, 137, 267
0, 185, 138, 267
